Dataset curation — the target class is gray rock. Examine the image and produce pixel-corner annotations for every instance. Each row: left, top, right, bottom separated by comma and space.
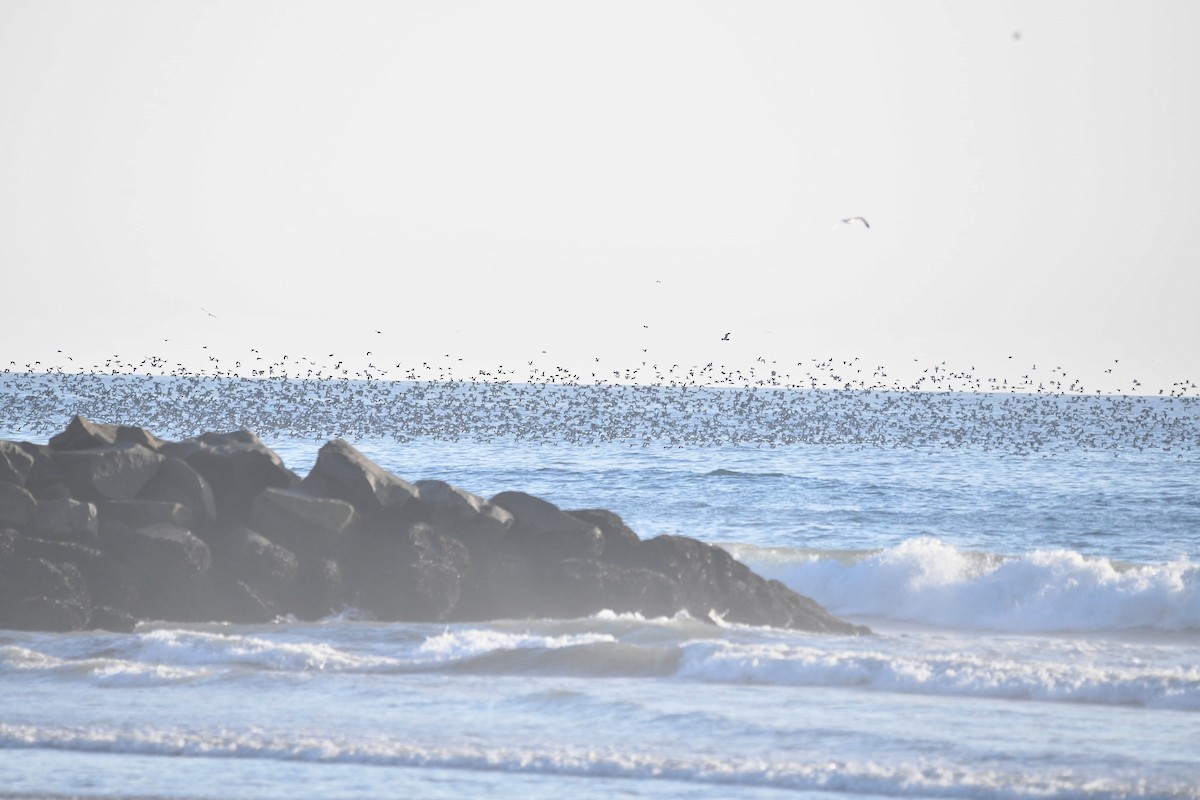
51, 444, 165, 503
34, 497, 99, 540
342, 521, 468, 621
416, 479, 512, 544
454, 555, 682, 622
13, 442, 61, 493
0, 440, 34, 485
568, 508, 641, 562
0, 557, 91, 631
283, 558, 346, 621
98, 523, 213, 622
0, 527, 15, 558
48, 415, 165, 452
546, 558, 684, 620
49, 415, 119, 450
100, 522, 211, 584
98, 499, 195, 534
209, 527, 298, 597
206, 578, 278, 624
633, 535, 866, 634
452, 553, 540, 621
87, 606, 138, 633
161, 431, 297, 524
137, 457, 217, 528
301, 439, 417, 516
250, 487, 356, 560
0, 482, 36, 527
240, 531, 299, 593
490, 491, 603, 561
13, 536, 138, 611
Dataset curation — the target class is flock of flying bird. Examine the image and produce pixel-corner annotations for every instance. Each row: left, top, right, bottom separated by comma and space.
2, 344, 1197, 456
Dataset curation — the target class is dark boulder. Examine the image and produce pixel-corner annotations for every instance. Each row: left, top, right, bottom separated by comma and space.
0, 481, 37, 527
634, 535, 865, 633
208, 527, 299, 598
415, 480, 512, 550
301, 439, 418, 517
0, 440, 34, 485
250, 487, 356, 561
12, 536, 139, 612
48, 415, 119, 450
14, 442, 63, 496
240, 531, 299, 593
283, 558, 346, 621
455, 555, 682, 622
341, 521, 469, 621
98, 523, 212, 622
136, 458, 217, 528
87, 606, 138, 633
28, 482, 72, 502
552, 558, 684, 619
48, 415, 165, 452
453, 553, 541, 621
194, 576, 279, 625
161, 431, 297, 525
51, 444, 165, 503
98, 499, 195, 534
114, 425, 167, 451
100, 522, 211, 587
34, 497, 99, 541
490, 491, 603, 561
0, 557, 91, 631
568, 508, 642, 562
0, 527, 15, 558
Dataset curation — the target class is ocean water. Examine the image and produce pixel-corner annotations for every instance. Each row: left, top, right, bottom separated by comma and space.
1, 376, 1199, 799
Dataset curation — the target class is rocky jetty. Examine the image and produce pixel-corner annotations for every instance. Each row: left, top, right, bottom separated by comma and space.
0, 416, 866, 635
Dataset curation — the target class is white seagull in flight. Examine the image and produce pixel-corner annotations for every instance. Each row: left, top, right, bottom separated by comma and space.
839, 216, 870, 229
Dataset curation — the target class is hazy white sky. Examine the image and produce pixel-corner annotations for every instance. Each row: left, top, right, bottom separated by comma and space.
2, 1, 1198, 390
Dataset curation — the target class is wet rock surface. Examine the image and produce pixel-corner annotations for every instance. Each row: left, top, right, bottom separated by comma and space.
0, 416, 867, 635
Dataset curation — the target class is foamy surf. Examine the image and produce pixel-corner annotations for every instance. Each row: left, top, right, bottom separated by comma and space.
731, 538, 1200, 634
0, 722, 1192, 800
0, 644, 208, 687
6, 616, 1198, 711
675, 639, 1200, 710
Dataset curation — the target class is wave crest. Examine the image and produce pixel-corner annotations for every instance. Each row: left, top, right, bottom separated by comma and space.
732, 538, 1200, 633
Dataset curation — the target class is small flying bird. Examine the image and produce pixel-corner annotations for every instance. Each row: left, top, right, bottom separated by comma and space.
201, 307, 217, 318
721, 332, 731, 341
839, 216, 870, 229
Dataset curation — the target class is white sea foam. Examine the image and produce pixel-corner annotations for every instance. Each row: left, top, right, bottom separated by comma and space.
0, 644, 206, 686
1, 722, 1191, 800
416, 628, 617, 662
134, 629, 399, 672
732, 538, 1200, 633
675, 638, 1200, 710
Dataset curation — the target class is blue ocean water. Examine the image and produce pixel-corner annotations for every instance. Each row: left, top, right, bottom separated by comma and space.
1, 375, 1198, 799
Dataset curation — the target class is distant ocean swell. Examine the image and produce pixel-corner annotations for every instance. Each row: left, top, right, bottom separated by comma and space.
731, 538, 1200, 634
1, 722, 1193, 799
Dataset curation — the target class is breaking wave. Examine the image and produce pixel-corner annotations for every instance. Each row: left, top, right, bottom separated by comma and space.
731, 538, 1200, 634
4, 611, 1198, 710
